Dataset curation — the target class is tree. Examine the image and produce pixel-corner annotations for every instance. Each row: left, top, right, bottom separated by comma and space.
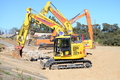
92, 24, 101, 41
102, 23, 119, 33
9, 27, 19, 34
35, 16, 59, 33
73, 22, 89, 38
0, 30, 2, 35
73, 22, 120, 46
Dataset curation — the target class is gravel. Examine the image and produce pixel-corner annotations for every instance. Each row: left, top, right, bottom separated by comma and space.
0, 40, 48, 61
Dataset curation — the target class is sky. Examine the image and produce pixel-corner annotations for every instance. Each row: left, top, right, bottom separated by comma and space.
0, 0, 120, 30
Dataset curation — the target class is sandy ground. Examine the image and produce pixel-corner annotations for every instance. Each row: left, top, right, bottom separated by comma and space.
0, 44, 120, 80
42, 46, 120, 80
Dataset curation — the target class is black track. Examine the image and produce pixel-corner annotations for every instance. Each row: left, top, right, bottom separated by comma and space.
41, 58, 92, 70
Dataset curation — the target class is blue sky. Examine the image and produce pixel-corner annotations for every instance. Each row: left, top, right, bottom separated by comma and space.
0, 0, 120, 30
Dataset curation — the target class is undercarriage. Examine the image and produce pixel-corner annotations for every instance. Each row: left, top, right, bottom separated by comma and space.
40, 58, 92, 70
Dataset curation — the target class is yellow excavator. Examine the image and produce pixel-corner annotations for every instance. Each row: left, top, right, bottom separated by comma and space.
13, 1, 93, 69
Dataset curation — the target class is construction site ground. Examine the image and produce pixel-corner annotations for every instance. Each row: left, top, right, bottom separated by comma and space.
0, 38, 120, 80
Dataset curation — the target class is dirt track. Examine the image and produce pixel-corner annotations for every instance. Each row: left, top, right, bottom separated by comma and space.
0, 46, 120, 80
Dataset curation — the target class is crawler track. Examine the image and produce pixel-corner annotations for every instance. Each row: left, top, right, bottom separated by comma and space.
40, 58, 92, 70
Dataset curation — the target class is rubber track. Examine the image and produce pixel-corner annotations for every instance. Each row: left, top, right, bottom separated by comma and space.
45, 59, 92, 70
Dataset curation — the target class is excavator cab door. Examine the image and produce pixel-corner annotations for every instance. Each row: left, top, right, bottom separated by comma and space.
54, 37, 71, 57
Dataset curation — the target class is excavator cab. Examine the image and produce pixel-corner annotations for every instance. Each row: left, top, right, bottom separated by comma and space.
53, 36, 86, 60
54, 37, 71, 57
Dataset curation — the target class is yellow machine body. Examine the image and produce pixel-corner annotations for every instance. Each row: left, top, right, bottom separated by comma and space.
83, 40, 93, 49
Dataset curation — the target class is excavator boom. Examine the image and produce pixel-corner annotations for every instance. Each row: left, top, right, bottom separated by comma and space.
40, 1, 73, 35
69, 9, 94, 49
13, 7, 66, 58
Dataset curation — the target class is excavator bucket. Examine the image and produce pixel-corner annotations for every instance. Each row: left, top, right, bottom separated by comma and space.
12, 50, 21, 59
12, 46, 23, 59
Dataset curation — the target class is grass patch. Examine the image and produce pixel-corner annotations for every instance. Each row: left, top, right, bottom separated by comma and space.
0, 69, 12, 75
27, 77, 33, 80
0, 44, 4, 48
17, 73, 23, 78
4, 72, 11, 75
0, 62, 2, 65
0, 37, 5, 39
16, 68, 19, 71
0, 44, 3, 46
0, 69, 3, 72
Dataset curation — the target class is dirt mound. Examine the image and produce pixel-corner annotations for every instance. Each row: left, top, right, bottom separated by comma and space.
0, 38, 17, 46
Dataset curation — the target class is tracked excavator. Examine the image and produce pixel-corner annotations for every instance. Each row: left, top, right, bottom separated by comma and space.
12, 1, 92, 69
35, 1, 94, 49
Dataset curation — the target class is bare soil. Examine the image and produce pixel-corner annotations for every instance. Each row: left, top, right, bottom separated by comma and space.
0, 38, 17, 46
0, 39, 120, 80
41, 46, 120, 80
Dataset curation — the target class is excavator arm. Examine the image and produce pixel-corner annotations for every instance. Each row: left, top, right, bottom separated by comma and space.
16, 8, 32, 48
12, 8, 32, 58
40, 1, 73, 35
13, 7, 71, 58
70, 9, 93, 40
69, 9, 95, 49
17, 7, 69, 47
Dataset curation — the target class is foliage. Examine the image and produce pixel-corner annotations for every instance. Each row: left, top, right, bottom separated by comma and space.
73, 22, 120, 46
0, 49, 2, 52
0, 69, 12, 75
27, 77, 33, 80
73, 22, 89, 38
17, 73, 23, 79
33, 16, 58, 33
9, 27, 19, 34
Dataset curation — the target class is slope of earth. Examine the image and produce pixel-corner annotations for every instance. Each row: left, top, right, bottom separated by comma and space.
0, 37, 120, 80
0, 51, 48, 80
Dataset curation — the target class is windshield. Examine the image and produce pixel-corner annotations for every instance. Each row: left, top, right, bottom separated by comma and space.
54, 38, 71, 56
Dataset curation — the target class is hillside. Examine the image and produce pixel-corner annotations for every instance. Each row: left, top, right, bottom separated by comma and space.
0, 38, 120, 80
